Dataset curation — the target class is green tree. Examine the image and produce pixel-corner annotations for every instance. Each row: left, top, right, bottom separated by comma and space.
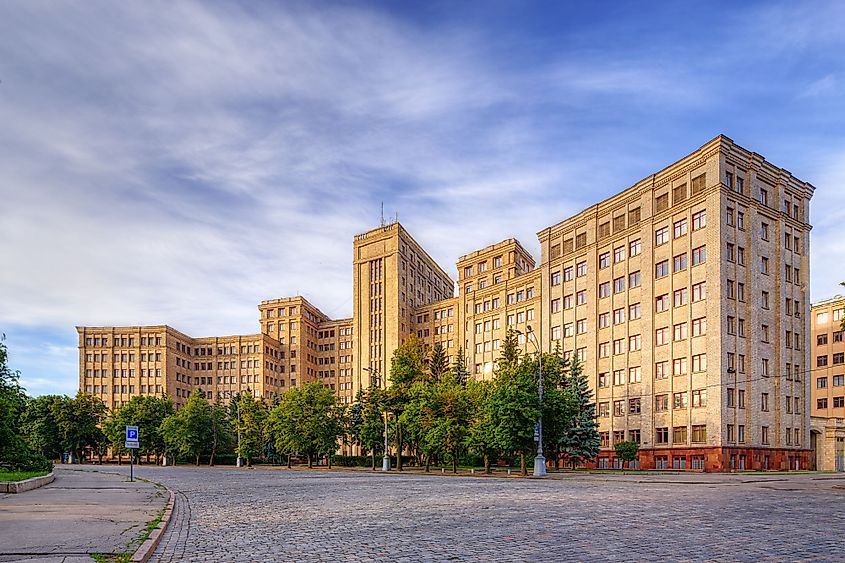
428, 343, 449, 383
20, 395, 65, 462
559, 357, 601, 469
267, 382, 341, 468
0, 340, 51, 472
464, 379, 497, 474
359, 388, 386, 470
231, 392, 267, 467
489, 337, 540, 476
103, 395, 174, 463
428, 379, 471, 473
614, 441, 640, 471
54, 392, 107, 463
160, 390, 212, 465
450, 347, 471, 386
208, 400, 233, 466
387, 337, 427, 471
400, 380, 440, 471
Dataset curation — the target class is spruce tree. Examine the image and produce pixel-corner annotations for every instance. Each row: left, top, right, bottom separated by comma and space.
428, 343, 449, 383
450, 347, 471, 386
559, 356, 600, 469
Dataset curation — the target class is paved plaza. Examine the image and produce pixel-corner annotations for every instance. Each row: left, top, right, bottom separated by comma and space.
72, 465, 845, 562
0, 467, 165, 562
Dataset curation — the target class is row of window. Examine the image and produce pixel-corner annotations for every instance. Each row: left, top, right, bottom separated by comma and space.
816, 309, 845, 324
817, 397, 845, 409
598, 390, 707, 416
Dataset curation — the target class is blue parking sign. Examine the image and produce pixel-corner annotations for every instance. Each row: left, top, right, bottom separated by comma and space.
126, 426, 138, 440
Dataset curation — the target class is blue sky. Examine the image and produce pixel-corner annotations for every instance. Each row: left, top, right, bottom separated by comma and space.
2, 1, 845, 396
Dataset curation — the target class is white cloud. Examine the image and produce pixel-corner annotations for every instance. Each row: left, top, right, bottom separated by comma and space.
2, 1, 843, 394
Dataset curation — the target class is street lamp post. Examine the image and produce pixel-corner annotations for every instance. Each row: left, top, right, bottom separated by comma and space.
235, 399, 242, 468
363, 367, 391, 471
517, 325, 546, 477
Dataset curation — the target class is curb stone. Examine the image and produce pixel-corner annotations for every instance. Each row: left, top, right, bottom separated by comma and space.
0, 472, 55, 493
131, 489, 176, 563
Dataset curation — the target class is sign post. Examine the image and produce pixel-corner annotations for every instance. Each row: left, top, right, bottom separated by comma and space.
125, 426, 139, 482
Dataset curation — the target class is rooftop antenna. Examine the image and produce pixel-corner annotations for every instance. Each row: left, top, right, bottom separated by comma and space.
380, 202, 385, 227
395, 210, 398, 225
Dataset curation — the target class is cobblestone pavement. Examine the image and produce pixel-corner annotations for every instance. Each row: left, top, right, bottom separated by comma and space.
90, 465, 845, 562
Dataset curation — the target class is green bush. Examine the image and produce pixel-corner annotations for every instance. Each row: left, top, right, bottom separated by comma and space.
331, 455, 371, 467
0, 447, 53, 473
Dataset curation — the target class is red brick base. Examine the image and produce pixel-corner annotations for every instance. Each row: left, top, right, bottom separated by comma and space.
578, 447, 812, 472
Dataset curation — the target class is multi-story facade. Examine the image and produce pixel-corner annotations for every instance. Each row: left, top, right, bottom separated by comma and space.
809, 296, 845, 470
78, 134, 816, 471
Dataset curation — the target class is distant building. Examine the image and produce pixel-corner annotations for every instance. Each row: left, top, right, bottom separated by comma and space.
809, 295, 845, 470
78, 134, 816, 471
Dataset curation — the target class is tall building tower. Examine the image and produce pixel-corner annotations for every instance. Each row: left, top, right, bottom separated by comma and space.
351, 223, 453, 396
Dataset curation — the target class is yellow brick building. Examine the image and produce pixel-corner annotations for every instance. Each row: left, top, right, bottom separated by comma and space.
809, 296, 845, 470
78, 134, 815, 471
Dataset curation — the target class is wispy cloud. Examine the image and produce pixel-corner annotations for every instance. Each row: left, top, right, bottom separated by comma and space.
1, 1, 845, 394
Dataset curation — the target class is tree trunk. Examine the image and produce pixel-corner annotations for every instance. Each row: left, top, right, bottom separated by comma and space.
308, 454, 313, 469
328, 453, 333, 470
195, 453, 200, 466
425, 453, 431, 473
484, 454, 491, 474
209, 446, 216, 466
371, 450, 376, 471
287, 453, 292, 469
520, 453, 527, 476
453, 449, 458, 473
397, 424, 403, 472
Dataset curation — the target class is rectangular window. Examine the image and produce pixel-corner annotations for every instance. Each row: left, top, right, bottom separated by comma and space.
629, 398, 641, 414
692, 245, 706, 266
576, 262, 587, 277
599, 253, 610, 269
614, 246, 626, 263
655, 227, 669, 246
613, 308, 625, 325
692, 210, 706, 230
655, 394, 668, 411
629, 302, 642, 320
655, 260, 669, 278
692, 317, 706, 337
655, 361, 669, 380
673, 288, 688, 307
613, 277, 625, 293
692, 281, 706, 302
673, 219, 688, 238
629, 239, 642, 257
628, 367, 641, 383
673, 253, 688, 273
628, 270, 641, 288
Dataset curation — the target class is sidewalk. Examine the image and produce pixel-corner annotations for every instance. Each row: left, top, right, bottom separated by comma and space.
0, 466, 166, 562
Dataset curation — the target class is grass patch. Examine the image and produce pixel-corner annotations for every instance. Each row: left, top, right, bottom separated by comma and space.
137, 510, 164, 544
0, 469, 49, 482
90, 553, 131, 563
